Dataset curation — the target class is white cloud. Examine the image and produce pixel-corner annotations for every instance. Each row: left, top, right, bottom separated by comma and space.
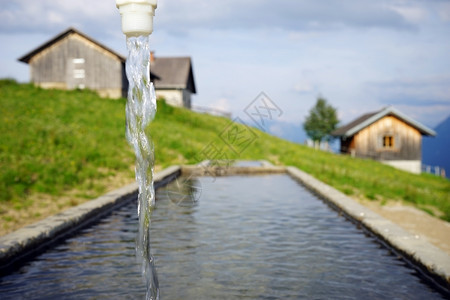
438, 2, 450, 22
0, 0, 117, 36
211, 98, 231, 112
156, 0, 416, 33
0, 0, 422, 37
388, 5, 428, 23
368, 75, 450, 106
288, 31, 321, 41
394, 104, 450, 128
293, 81, 315, 94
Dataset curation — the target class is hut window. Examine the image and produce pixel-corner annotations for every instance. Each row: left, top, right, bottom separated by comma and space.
73, 58, 85, 64
382, 135, 394, 148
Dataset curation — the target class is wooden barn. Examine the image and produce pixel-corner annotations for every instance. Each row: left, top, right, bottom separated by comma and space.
150, 52, 196, 108
18, 27, 127, 99
331, 107, 436, 174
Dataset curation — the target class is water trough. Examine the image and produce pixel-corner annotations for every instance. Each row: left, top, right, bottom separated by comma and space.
0, 162, 449, 297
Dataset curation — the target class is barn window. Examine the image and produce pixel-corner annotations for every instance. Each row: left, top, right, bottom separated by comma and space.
72, 58, 85, 88
382, 135, 394, 148
73, 58, 85, 64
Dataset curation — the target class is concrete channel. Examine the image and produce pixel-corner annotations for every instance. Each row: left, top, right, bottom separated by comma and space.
1, 163, 449, 293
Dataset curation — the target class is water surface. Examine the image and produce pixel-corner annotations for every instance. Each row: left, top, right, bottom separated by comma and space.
0, 174, 446, 299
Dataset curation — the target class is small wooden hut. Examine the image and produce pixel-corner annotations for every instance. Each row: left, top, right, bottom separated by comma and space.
331, 107, 436, 174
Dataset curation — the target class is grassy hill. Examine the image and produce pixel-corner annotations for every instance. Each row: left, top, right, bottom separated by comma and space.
1, 79, 449, 234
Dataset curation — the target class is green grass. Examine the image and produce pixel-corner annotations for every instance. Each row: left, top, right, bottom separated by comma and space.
0, 79, 134, 202
1, 79, 450, 222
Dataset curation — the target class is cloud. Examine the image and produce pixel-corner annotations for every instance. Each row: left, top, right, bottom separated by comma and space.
388, 4, 428, 23
293, 81, 316, 94
381, 97, 450, 107
368, 75, 450, 107
156, 0, 417, 33
438, 2, 450, 22
0, 0, 423, 40
1, 0, 448, 130
211, 98, 231, 112
392, 104, 450, 128
0, 0, 117, 36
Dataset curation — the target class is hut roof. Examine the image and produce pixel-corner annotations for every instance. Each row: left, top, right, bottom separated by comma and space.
331, 107, 436, 137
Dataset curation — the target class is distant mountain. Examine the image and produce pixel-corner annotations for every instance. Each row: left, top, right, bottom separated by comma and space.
422, 116, 450, 178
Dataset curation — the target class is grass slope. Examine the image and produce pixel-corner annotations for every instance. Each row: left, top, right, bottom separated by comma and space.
1, 79, 449, 234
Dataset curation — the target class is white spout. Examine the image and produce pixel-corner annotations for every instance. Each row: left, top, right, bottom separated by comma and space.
116, 0, 157, 37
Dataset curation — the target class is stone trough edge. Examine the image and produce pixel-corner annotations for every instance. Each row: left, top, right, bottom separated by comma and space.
286, 166, 450, 290
0, 165, 181, 273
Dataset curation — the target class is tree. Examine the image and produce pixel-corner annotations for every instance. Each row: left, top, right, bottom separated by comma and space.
303, 97, 339, 146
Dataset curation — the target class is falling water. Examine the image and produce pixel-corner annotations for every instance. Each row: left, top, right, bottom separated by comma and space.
125, 35, 159, 300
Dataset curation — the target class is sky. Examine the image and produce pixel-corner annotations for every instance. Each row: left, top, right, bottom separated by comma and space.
1, 0, 450, 133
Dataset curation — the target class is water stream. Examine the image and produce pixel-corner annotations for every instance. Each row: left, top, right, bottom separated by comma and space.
125, 35, 159, 300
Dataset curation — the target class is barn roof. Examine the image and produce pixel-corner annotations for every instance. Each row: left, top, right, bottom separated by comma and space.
18, 27, 126, 64
331, 107, 436, 137
151, 57, 196, 93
